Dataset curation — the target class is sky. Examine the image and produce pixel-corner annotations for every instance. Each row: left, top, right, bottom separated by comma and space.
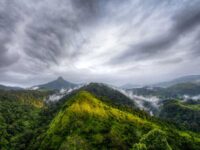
0, 0, 200, 87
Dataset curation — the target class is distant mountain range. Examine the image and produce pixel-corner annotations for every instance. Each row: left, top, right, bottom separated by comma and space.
0, 84, 22, 90
0, 76, 79, 91
120, 83, 143, 89
30, 76, 78, 91
121, 75, 200, 89
1, 74, 200, 91
153, 75, 200, 87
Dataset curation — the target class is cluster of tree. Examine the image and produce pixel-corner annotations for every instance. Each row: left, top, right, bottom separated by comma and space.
0, 90, 51, 150
159, 100, 200, 132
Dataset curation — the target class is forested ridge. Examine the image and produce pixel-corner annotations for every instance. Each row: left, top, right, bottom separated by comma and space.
0, 84, 200, 150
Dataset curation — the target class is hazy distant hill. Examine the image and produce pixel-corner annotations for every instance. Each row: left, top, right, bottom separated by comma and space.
153, 75, 200, 87
120, 75, 200, 89
129, 82, 200, 98
0, 84, 23, 90
120, 84, 143, 89
31, 76, 78, 91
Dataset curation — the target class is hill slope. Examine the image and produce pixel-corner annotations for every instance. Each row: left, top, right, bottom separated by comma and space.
159, 100, 200, 132
81, 83, 136, 108
31, 91, 200, 150
1, 84, 200, 150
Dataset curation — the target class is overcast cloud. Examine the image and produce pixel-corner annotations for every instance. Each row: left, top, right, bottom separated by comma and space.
0, 0, 200, 87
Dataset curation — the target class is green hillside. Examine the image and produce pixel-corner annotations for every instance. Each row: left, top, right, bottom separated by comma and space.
0, 90, 51, 150
1, 86, 200, 150
31, 91, 200, 150
159, 100, 200, 132
81, 83, 136, 108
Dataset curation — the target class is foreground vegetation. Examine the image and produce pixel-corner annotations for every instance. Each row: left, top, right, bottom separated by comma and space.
33, 91, 200, 150
0, 84, 200, 150
0, 90, 50, 150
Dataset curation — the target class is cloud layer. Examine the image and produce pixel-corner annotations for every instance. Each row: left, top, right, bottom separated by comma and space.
0, 0, 200, 87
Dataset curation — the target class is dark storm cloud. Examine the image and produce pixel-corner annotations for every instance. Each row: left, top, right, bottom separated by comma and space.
157, 57, 183, 65
189, 31, 200, 57
22, 0, 106, 64
71, 0, 102, 21
111, 1, 200, 64
0, 0, 115, 68
24, 15, 74, 64
0, 1, 20, 67
173, 3, 200, 34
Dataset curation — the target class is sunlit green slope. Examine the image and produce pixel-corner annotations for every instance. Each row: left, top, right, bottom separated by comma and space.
34, 91, 200, 150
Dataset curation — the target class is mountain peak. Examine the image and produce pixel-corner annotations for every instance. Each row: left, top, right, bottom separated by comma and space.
57, 76, 64, 81
31, 76, 78, 90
